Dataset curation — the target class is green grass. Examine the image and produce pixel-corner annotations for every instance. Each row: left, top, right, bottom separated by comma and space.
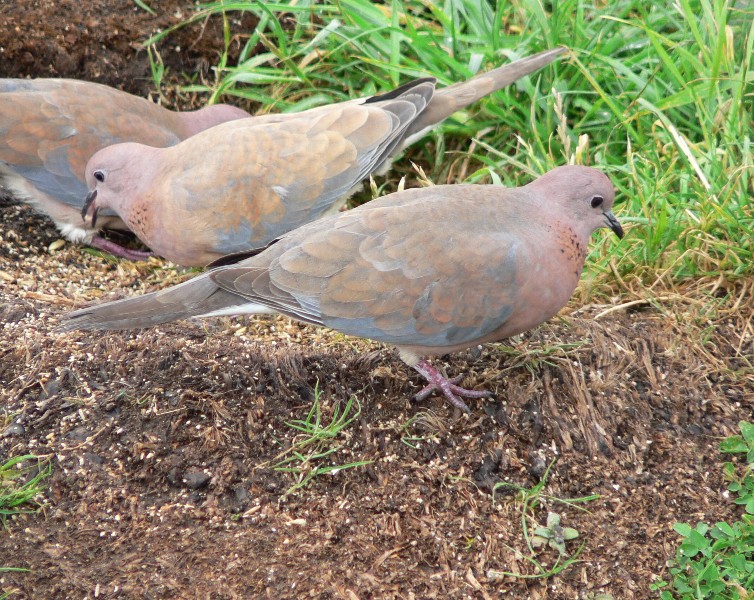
652, 421, 754, 599
270, 383, 372, 496
0, 454, 50, 528
0, 454, 50, 593
131, 0, 155, 15
490, 459, 599, 580
144, 0, 753, 291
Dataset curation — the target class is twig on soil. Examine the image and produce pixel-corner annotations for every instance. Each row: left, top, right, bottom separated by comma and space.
64, 425, 111, 451
593, 294, 704, 320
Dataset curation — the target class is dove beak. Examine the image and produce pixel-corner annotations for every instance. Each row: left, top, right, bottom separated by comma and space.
604, 211, 624, 239
82, 189, 100, 228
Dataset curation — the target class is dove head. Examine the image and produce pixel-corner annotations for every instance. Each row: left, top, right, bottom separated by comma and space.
82, 142, 158, 230
527, 165, 623, 240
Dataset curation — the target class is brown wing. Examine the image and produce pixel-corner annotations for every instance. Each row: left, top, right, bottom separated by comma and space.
0, 79, 183, 207
161, 79, 437, 257
210, 186, 526, 348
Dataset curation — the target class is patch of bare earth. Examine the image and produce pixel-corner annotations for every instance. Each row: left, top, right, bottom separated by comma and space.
1, 2, 754, 599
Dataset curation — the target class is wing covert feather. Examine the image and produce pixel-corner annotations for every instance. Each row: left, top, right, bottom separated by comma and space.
210, 187, 525, 347
178, 82, 434, 257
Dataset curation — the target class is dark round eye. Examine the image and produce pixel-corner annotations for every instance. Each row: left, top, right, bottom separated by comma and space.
590, 195, 604, 208
93, 170, 105, 183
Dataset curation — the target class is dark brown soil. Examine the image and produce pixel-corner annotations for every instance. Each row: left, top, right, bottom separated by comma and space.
0, 0, 258, 101
1, 2, 753, 599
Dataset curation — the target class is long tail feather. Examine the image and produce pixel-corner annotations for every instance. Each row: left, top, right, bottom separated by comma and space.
406, 46, 567, 137
60, 274, 245, 331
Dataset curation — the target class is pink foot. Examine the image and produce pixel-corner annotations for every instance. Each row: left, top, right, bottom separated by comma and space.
89, 235, 153, 261
412, 359, 492, 413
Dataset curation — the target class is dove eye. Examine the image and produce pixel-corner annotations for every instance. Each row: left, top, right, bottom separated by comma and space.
93, 170, 106, 183
590, 195, 604, 208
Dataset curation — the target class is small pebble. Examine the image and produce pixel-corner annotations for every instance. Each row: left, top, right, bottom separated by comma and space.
48, 239, 66, 252
2, 422, 25, 437
183, 470, 211, 490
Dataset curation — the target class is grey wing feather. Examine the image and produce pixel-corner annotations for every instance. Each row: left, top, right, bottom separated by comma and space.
211, 188, 522, 347
295, 81, 435, 220
61, 275, 242, 331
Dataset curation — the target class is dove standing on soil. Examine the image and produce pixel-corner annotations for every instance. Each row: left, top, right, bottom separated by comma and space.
81, 48, 566, 266
0, 79, 250, 259
64, 165, 624, 412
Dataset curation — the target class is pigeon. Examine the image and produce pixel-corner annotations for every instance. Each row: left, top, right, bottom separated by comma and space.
63, 165, 624, 412
0, 78, 250, 259
81, 47, 566, 266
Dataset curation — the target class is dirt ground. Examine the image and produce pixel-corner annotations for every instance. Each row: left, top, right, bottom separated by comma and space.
1, 2, 753, 599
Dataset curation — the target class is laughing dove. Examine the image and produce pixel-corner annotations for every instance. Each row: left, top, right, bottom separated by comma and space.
64, 165, 624, 412
81, 47, 566, 266
0, 78, 249, 259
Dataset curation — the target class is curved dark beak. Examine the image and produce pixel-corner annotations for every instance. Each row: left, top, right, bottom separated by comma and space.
604, 211, 624, 239
82, 189, 99, 228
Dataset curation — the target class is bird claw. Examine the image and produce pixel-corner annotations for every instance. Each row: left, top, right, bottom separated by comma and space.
89, 235, 153, 261
412, 360, 492, 413
412, 375, 465, 403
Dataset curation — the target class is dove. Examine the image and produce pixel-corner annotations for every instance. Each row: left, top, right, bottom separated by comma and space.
0, 78, 250, 259
81, 47, 566, 266
64, 165, 624, 412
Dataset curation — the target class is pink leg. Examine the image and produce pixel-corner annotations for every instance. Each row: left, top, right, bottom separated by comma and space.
89, 235, 153, 261
412, 359, 492, 413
